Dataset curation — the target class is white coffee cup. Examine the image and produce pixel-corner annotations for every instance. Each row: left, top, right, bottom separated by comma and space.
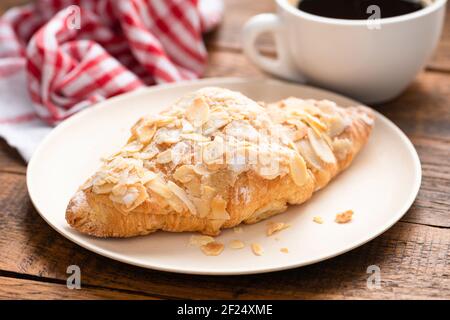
243, 0, 447, 103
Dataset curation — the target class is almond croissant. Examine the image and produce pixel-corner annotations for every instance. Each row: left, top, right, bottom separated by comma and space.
66, 87, 374, 237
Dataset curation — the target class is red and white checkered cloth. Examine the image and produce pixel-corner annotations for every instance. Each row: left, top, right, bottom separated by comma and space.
0, 0, 223, 161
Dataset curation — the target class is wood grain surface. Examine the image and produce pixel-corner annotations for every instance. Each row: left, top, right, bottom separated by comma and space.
0, 0, 449, 300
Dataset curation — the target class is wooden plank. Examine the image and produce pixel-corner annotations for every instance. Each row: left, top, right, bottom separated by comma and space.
205, 48, 264, 78
0, 276, 157, 299
0, 140, 26, 174
378, 71, 450, 139
429, 2, 450, 71
404, 136, 450, 227
0, 171, 448, 299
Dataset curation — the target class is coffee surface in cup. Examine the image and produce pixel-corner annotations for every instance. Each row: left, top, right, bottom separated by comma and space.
297, 0, 426, 20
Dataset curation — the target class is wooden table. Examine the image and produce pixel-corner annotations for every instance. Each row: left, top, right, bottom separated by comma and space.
0, 0, 449, 300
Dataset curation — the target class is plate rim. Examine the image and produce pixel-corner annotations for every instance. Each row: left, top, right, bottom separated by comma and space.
27, 77, 422, 275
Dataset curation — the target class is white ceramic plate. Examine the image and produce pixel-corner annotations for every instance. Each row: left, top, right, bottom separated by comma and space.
27, 78, 421, 275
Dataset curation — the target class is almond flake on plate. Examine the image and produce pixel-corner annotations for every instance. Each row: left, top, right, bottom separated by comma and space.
266, 221, 290, 236
313, 216, 324, 224
229, 240, 245, 249
189, 235, 215, 247
233, 227, 243, 234
335, 210, 354, 224
251, 243, 264, 256
201, 241, 224, 256
280, 248, 289, 254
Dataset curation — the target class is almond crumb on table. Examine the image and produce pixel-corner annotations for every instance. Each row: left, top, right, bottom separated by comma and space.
201, 241, 224, 256
266, 222, 290, 236
251, 243, 264, 256
313, 216, 324, 224
335, 210, 354, 224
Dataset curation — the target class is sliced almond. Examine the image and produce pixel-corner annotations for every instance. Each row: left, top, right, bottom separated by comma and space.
233, 227, 243, 234
359, 110, 375, 126
139, 144, 159, 160
110, 184, 148, 212
189, 235, 215, 247
285, 118, 308, 139
280, 248, 289, 254
327, 115, 347, 137
192, 197, 210, 217
141, 171, 157, 184
111, 183, 127, 196
167, 181, 197, 215
201, 185, 216, 199
180, 133, 210, 142
165, 196, 185, 213
154, 115, 176, 127
203, 112, 231, 135
122, 140, 143, 153
135, 124, 156, 144
154, 128, 180, 145
80, 178, 93, 190
170, 141, 191, 166
203, 136, 224, 164
313, 216, 324, 224
209, 219, 227, 231
147, 177, 172, 199
92, 183, 114, 194
289, 151, 309, 186
186, 97, 210, 127
201, 241, 224, 256
332, 138, 352, 160
229, 240, 245, 249
304, 113, 327, 136
156, 149, 172, 164
173, 165, 195, 183
184, 177, 202, 197
296, 139, 322, 170
308, 128, 336, 164
266, 221, 290, 236
335, 210, 353, 224
210, 195, 230, 220
121, 187, 139, 207
181, 119, 194, 133
192, 163, 210, 176
251, 243, 264, 256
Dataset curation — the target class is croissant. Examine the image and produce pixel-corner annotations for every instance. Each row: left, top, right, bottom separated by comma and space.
66, 87, 374, 237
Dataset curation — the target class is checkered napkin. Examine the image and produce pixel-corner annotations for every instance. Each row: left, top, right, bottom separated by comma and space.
0, 0, 223, 161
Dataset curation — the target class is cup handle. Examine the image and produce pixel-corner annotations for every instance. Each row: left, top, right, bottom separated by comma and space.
242, 13, 305, 82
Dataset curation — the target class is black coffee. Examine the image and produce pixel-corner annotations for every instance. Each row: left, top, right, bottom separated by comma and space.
297, 0, 425, 20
